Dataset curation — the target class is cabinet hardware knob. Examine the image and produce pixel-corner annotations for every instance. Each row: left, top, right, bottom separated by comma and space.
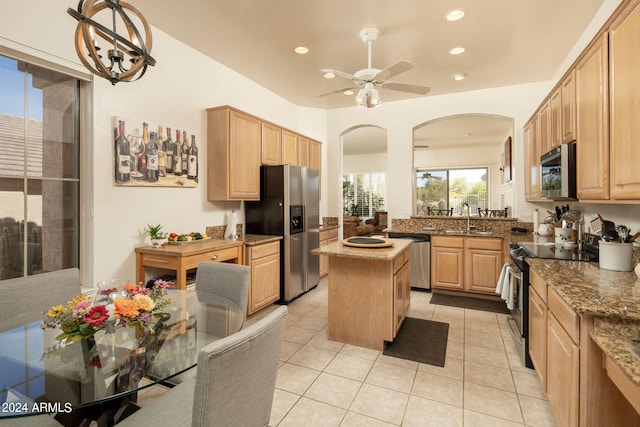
211, 255, 218, 260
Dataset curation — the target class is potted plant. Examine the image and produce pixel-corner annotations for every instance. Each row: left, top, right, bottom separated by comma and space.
144, 224, 168, 247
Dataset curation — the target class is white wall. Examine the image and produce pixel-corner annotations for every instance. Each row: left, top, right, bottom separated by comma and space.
0, 0, 327, 286
325, 82, 550, 221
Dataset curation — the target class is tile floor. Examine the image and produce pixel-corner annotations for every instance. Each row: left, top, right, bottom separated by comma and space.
138, 277, 558, 426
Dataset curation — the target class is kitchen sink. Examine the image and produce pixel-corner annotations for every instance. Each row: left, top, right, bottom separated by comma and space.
444, 229, 494, 236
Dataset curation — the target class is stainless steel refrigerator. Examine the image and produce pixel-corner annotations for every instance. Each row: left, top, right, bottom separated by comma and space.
245, 165, 320, 302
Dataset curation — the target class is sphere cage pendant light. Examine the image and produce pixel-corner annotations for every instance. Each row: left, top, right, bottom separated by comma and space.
67, 0, 156, 85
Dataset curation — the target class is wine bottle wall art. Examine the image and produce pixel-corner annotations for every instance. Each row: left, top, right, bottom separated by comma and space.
112, 116, 198, 187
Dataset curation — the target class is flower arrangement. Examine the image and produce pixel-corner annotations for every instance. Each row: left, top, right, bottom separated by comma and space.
42, 280, 171, 342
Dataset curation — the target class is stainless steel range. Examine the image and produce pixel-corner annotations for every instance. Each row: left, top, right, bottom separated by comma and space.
507, 241, 598, 369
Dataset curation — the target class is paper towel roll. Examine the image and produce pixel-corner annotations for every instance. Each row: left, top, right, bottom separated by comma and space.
533, 209, 539, 235
224, 210, 238, 239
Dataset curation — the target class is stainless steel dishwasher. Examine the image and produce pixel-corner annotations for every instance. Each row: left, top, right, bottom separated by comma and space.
388, 232, 430, 290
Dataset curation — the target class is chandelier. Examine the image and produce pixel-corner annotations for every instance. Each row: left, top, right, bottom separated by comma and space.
67, 0, 156, 85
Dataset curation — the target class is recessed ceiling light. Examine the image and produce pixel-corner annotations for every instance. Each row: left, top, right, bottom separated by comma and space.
323, 71, 335, 79
449, 47, 466, 55
446, 10, 465, 21
452, 72, 466, 81
343, 90, 354, 95
294, 46, 309, 54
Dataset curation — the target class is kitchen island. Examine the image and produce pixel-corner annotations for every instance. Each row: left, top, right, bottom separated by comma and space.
312, 239, 412, 350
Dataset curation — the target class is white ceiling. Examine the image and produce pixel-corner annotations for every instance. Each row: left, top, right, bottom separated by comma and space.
134, 0, 605, 109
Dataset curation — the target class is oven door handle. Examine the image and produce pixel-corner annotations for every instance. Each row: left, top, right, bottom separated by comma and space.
507, 265, 522, 282
506, 316, 523, 345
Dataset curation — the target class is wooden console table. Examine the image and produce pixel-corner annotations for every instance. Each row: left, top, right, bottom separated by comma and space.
135, 239, 244, 290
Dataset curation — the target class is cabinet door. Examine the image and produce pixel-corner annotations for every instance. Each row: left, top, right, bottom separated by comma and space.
229, 110, 261, 199
261, 122, 282, 165
547, 314, 579, 427
282, 130, 298, 165
523, 121, 534, 200
431, 247, 464, 290
609, 2, 640, 200
249, 251, 280, 315
538, 100, 551, 156
529, 287, 547, 390
524, 116, 541, 201
393, 260, 410, 335
298, 136, 310, 167
549, 88, 562, 149
576, 34, 609, 200
464, 249, 502, 294
561, 70, 576, 143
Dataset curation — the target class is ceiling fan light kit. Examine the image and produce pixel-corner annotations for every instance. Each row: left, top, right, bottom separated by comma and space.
319, 27, 430, 108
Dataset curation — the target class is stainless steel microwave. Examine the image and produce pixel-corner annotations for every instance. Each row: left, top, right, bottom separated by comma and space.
540, 143, 577, 200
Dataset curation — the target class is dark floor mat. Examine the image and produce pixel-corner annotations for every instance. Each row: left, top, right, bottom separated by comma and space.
430, 293, 510, 314
383, 317, 449, 367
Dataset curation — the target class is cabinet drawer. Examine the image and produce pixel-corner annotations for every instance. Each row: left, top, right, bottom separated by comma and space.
548, 288, 579, 344
431, 236, 464, 248
465, 237, 502, 250
529, 268, 547, 304
249, 241, 280, 260
189, 246, 240, 268
139, 253, 178, 270
320, 228, 338, 240
393, 248, 410, 274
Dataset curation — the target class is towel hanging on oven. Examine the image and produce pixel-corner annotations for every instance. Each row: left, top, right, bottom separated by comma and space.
495, 263, 515, 310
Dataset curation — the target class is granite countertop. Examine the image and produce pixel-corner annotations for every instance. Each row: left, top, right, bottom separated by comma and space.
383, 227, 537, 244
313, 238, 412, 260
527, 258, 640, 390
241, 234, 282, 246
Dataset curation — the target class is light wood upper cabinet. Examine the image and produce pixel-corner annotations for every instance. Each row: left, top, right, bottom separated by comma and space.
561, 70, 576, 143
549, 88, 562, 149
298, 136, 310, 167
609, 1, 640, 200
538, 100, 552, 156
282, 129, 298, 165
207, 107, 261, 201
309, 140, 321, 172
261, 122, 282, 166
524, 116, 541, 201
575, 33, 610, 201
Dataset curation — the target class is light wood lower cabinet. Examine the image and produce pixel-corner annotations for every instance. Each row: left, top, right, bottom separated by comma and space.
528, 286, 548, 390
547, 311, 579, 427
246, 241, 280, 315
431, 236, 503, 295
431, 237, 464, 290
394, 259, 411, 335
319, 228, 339, 277
527, 268, 640, 427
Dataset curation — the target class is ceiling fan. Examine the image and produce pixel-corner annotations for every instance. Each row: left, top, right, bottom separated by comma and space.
319, 28, 430, 108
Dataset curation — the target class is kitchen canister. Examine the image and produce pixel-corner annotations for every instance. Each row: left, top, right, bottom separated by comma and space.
554, 227, 572, 244
599, 241, 633, 272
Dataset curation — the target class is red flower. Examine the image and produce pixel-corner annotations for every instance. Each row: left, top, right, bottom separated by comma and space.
85, 305, 109, 327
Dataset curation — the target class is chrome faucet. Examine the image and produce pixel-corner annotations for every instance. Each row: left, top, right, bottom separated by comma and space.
463, 203, 471, 231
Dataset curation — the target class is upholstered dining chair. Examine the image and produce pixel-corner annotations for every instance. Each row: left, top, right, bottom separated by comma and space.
118, 305, 287, 427
195, 262, 250, 316
0, 268, 80, 332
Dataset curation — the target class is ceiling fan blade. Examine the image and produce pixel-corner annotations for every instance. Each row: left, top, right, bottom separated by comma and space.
320, 68, 358, 81
317, 86, 359, 97
374, 60, 414, 81
382, 81, 431, 95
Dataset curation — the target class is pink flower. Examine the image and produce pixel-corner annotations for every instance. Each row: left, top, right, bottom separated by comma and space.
85, 305, 109, 327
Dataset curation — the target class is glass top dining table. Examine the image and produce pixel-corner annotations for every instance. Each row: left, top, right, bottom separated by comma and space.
0, 289, 244, 425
